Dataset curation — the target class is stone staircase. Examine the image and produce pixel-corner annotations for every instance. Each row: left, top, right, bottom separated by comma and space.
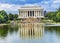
24, 18, 39, 22
20, 18, 41, 23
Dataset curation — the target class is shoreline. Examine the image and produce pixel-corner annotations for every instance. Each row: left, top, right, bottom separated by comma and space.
0, 24, 9, 26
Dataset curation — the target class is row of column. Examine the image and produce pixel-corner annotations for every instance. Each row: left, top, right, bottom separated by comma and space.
19, 11, 43, 18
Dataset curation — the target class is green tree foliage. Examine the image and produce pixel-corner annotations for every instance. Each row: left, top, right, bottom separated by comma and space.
56, 12, 60, 21
13, 14, 18, 19
0, 10, 8, 23
0, 25, 8, 37
8, 13, 14, 20
0, 10, 18, 23
46, 12, 57, 21
8, 13, 18, 20
45, 7, 60, 22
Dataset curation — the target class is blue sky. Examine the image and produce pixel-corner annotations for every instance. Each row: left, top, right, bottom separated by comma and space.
0, 0, 60, 14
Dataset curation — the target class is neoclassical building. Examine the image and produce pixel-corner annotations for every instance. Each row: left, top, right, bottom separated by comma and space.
18, 6, 44, 22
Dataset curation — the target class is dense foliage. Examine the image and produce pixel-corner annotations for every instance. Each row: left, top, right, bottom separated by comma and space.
0, 10, 18, 23
45, 7, 60, 22
8, 13, 18, 20
0, 10, 8, 23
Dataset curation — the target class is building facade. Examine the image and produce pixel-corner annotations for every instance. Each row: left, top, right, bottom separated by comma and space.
18, 6, 44, 22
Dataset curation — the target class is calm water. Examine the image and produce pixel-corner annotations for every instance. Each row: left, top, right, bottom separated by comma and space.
0, 23, 60, 43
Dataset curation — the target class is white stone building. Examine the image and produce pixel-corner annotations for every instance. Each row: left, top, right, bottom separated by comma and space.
18, 6, 44, 22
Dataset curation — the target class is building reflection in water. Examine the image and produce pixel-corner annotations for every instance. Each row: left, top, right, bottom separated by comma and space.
18, 23, 44, 39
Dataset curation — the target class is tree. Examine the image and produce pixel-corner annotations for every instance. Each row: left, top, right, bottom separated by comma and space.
0, 10, 18, 23
0, 10, 8, 23
0, 14, 4, 23
45, 11, 57, 21
57, 7, 60, 12
13, 14, 18, 19
8, 13, 18, 20
0, 25, 8, 37
56, 12, 60, 21
46, 12, 54, 19
8, 13, 14, 20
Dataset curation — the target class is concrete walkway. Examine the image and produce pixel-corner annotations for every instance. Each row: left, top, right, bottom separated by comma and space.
45, 23, 60, 26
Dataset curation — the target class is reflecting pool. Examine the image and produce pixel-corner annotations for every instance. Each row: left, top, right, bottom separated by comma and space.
0, 23, 60, 43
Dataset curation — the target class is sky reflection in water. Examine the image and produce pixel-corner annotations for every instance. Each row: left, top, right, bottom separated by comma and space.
0, 23, 60, 43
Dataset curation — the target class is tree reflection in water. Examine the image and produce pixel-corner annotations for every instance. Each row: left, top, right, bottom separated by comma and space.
0, 25, 8, 38
45, 26, 60, 37
18, 23, 44, 39
8, 24, 18, 34
0, 24, 18, 38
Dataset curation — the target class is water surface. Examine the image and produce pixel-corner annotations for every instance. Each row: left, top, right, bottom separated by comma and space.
0, 23, 60, 43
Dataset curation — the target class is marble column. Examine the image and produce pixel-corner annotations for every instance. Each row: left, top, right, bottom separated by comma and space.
38, 11, 39, 17
29, 11, 30, 17
37, 11, 39, 17
39, 11, 40, 17
42, 10, 44, 16
25, 11, 26, 18
36, 11, 37, 17
38, 11, 40, 17
37, 11, 38, 17
26, 11, 27, 18
34, 11, 35, 17
40, 11, 41, 16
24, 11, 25, 18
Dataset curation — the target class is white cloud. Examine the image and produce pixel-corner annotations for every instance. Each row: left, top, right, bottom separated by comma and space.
39, 0, 60, 11
53, 0, 60, 3
51, 0, 60, 9
0, 0, 60, 14
0, 3, 22, 14
0, 3, 40, 14
23, 4, 39, 6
